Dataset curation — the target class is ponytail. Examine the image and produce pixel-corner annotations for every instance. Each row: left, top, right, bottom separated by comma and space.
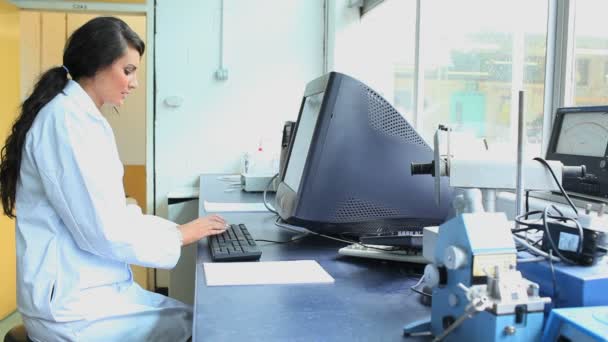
1, 16, 145, 219
0, 66, 69, 218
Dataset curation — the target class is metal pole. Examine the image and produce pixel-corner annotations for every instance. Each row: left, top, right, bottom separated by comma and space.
515, 91, 525, 223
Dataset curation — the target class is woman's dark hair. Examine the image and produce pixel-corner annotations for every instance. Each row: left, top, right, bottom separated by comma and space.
0, 16, 144, 218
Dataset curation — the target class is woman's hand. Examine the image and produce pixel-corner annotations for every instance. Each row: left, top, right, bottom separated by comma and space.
178, 214, 227, 246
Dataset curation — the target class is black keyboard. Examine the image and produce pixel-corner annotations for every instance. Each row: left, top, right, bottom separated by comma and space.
208, 224, 262, 262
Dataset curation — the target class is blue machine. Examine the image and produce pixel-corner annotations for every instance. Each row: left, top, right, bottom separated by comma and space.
405, 212, 550, 341
519, 259, 608, 311
542, 306, 608, 342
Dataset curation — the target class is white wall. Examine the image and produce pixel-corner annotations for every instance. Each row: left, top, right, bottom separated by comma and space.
329, 0, 396, 102
155, 0, 324, 216
327, 0, 413, 109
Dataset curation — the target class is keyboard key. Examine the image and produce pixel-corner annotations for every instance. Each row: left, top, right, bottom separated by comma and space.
209, 224, 262, 262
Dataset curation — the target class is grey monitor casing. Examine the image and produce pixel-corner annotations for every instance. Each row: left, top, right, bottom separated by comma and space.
275, 72, 453, 236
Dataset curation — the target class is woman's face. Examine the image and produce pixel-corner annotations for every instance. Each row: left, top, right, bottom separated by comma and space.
90, 46, 140, 108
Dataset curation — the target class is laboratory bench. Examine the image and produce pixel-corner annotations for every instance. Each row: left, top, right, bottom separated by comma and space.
192, 174, 430, 341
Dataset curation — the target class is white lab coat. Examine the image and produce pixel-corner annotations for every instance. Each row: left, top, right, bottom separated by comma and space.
15, 80, 192, 342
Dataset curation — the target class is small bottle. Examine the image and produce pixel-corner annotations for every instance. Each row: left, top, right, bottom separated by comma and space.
249, 140, 267, 174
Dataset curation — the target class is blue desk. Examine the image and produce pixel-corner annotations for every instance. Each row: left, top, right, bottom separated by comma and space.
193, 174, 430, 341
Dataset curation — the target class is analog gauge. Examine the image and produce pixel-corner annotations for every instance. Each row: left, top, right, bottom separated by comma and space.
556, 112, 608, 157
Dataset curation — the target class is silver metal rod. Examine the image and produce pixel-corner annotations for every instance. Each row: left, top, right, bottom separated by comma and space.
481, 188, 496, 212
219, 0, 224, 69
412, 0, 423, 130
515, 91, 525, 224
433, 311, 474, 342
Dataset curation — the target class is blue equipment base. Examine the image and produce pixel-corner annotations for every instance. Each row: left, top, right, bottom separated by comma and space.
518, 256, 608, 310
542, 306, 608, 342
404, 312, 545, 341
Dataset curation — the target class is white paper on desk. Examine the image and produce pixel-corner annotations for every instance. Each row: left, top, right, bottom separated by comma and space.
203, 260, 334, 286
203, 200, 267, 213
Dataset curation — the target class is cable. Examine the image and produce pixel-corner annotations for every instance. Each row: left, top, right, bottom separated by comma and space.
409, 275, 431, 297
549, 249, 559, 308
411, 274, 425, 289
517, 256, 547, 263
255, 235, 307, 245
273, 217, 352, 243
525, 190, 531, 219
511, 226, 541, 233
512, 235, 560, 262
514, 210, 544, 227
533, 157, 578, 215
263, 173, 279, 214
410, 287, 432, 298
513, 203, 585, 264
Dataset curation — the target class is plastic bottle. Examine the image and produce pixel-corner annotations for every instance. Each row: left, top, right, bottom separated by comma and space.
248, 140, 275, 175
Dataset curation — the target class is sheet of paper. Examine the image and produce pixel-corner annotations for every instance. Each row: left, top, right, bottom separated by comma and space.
203, 200, 268, 213
203, 260, 335, 286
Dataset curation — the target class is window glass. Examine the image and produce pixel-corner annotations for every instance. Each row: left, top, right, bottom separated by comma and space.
334, 0, 417, 123
417, 0, 548, 157
572, 0, 608, 106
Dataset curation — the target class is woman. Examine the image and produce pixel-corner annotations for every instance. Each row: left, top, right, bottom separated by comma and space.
0, 17, 227, 341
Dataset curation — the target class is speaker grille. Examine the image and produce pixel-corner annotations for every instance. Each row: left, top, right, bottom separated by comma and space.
366, 86, 426, 146
334, 197, 400, 222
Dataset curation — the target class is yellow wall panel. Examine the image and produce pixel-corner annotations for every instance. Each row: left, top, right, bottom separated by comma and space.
124, 165, 146, 214
124, 165, 149, 289
80, 0, 146, 3
130, 265, 148, 290
0, 0, 20, 320
19, 11, 41, 100
40, 12, 66, 71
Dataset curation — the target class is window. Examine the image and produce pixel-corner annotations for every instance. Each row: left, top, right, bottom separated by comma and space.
572, 0, 608, 106
418, 0, 548, 156
334, 0, 551, 157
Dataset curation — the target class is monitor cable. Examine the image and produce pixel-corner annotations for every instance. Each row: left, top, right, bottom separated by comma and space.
533, 157, 578, 215
263, 173, 279, 214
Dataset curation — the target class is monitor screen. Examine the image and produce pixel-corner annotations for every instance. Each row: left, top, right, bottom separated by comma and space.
555, 111, 608, 157
284, 91, 324, 192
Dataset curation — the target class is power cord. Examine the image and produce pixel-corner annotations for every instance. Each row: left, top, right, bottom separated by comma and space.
532, 157, 578, 215
255, 236, 307, 246
263, 173, 279, 214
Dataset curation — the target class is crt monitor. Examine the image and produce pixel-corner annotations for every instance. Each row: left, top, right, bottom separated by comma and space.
275, 71, 453, 236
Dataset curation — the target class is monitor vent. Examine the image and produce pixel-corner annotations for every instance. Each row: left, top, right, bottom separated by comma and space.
366, 86, 426, 146
334, 197, 400, 222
